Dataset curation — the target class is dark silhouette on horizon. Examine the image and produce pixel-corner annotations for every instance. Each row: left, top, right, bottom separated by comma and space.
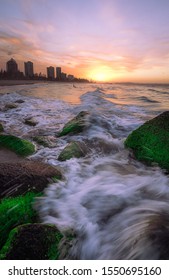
0, 58, 89, 83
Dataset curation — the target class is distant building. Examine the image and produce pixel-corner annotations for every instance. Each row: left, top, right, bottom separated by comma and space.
47, 66, 55, 80
6, 58, 18, 76
56, 67, 61, 80
61, 72, 67, 81
24, 61, 34, 78
68, 74, 74, 81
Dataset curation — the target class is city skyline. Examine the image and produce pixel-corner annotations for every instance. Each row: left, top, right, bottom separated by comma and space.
0, 1, 169, 83
1, 57, 88, 82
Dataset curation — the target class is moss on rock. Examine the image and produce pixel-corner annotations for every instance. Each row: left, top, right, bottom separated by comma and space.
32, 136, 51, 147
59, 111, 89, 136
58, 141, 88, 161
0, 192, 41, 250
0, 224, 63, 260
0, 134, 35, 156
125, 111, 169, 171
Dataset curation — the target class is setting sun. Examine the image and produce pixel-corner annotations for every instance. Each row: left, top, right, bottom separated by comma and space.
88, 66, 114, 82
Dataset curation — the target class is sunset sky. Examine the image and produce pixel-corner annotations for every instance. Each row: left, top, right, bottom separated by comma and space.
0, 0, 169, 82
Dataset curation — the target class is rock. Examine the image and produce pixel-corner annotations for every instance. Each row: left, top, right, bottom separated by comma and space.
5, 103, 18, 109
125, 111, 169, 171
0, 224, 63, 260
86, 138, 119, 155
59, 111, 89, 136
32, 136, 52, 147
0, 134, 35, 156
0, 148, 23, 163
0, 123, 3, 132
15, 99, 24, 104
0, 192, 40, 250
24, 117, 38, 126
0, 160, 62, 199
58, 141, 88, 161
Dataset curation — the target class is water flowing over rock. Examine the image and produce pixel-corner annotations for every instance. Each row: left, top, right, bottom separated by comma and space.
32, 136, 53, 147
1, 83, 169, 260
58, 111, 89, 136
125, 111, 169, 172
58, 141, 88, 161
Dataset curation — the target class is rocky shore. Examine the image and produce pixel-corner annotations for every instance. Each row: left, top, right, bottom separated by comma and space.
0, 103, 169, 259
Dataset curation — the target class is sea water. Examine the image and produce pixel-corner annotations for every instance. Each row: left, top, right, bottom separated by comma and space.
0, 82, 169, 259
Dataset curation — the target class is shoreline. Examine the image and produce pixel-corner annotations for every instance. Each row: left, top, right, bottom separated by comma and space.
0, 80, 48, 87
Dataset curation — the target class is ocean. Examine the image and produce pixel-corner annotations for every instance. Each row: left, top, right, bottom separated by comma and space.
0, 82, 169, 259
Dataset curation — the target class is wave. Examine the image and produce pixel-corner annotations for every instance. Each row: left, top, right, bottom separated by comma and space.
138, 96, 160, 103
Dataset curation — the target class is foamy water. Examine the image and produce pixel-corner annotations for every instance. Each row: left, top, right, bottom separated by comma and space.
0, 82, 169, 259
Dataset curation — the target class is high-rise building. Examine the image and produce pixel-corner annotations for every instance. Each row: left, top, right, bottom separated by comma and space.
47, 66, 55, 79
6, 58, 18, 75
61, 72, 67, 81
56, 67, 61, 80
24, 61, 34, 78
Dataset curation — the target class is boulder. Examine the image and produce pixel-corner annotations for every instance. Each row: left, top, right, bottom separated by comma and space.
0, 134, 35, 156
58, 141, 88, 161
0, 160, 62, 199
32, 136, 52, 147
0, 224, 63, 260
5, 103, 18, 109
15, 99, 24, 104
0, 192, 40, 250
24, 117, 38, 126
125, 111, 169, 171
59, 111, 89, 136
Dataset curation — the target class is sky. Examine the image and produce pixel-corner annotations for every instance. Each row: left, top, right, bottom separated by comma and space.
0, 0, 169, 83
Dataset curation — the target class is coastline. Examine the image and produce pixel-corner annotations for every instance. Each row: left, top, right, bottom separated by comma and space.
0, 80, 48, 87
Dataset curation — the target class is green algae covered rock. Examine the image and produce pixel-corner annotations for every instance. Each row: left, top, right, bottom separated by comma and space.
58, 141, 88, 161
0, 224, 63, 260
59, 111, 89, 136
32, 136, 51, 147
0, 192, 41, 250
125, 111, 169, 171
0, 134, 35, 156
0, 123, 3, 132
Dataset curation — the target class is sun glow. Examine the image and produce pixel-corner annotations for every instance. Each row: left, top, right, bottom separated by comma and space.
88, 66, 114, 82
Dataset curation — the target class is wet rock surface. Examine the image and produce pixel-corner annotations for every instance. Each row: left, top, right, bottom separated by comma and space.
0, 134, 36, 156
24, 117, 38, 126
0, 160, 62, 199
59, 111, 89, 136
58, 141, 88, 161
1, 224, 63, 260
125, 111, 169, 172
